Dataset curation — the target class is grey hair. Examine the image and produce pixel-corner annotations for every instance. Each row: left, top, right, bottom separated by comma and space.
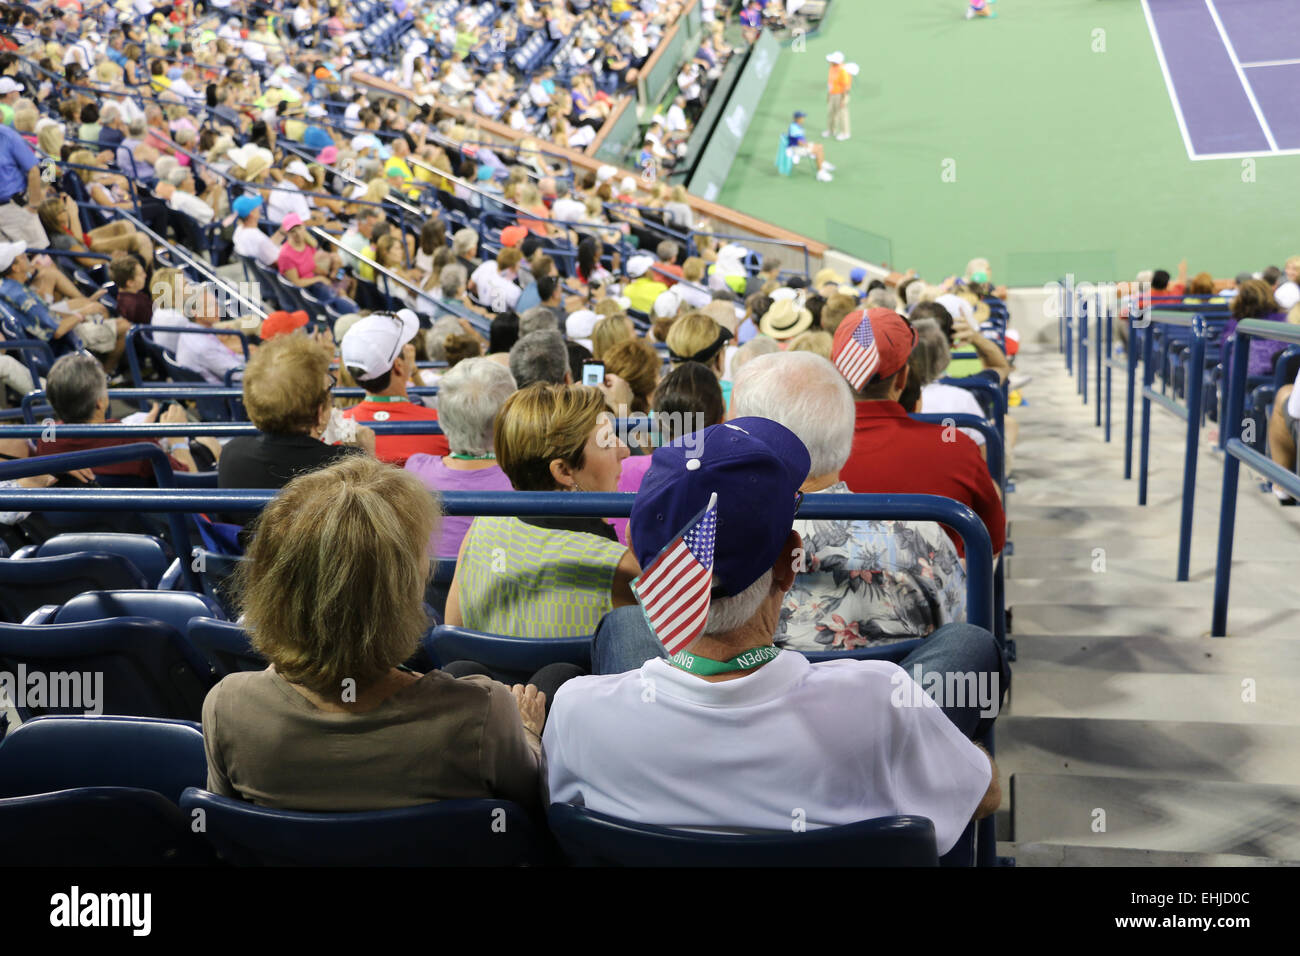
439, 262, 468, 298
656, 239, 679, 262
166, 165, 190, 186
703, 569, 774, 634
100, 102, 121, 123
127, 118, 147, 136
864, 288, 897, 310
451, 228, 478, 256
730, 351, 854, 479
47, 353, 108, 424
909, 318, 951, 386
728, 333, 780, 378
424, 315, 464, 362
436, 357, 516, 456
508, 329, 568, 388
518, 305, 561, 336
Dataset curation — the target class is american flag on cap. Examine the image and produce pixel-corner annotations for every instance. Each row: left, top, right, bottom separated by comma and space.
834, 311, 880, 390
630, 493, 718, 655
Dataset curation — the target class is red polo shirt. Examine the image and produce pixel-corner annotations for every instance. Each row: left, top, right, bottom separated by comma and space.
840, 401, 1005, 558
341, 398, 450, 466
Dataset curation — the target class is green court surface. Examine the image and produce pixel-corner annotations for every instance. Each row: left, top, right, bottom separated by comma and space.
715, 0, 1299, 287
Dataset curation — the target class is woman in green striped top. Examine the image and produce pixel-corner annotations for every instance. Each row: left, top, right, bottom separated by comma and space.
445, 384, 641, 639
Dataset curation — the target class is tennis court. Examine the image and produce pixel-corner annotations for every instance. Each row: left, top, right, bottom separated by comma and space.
1143, 0, 1300, 158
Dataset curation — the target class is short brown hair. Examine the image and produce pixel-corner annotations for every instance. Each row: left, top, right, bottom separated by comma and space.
821, 293, 859, 334
1232, 279, 1279, 320
236, 456, 439, 695
108, 254, 142, 287
1188, 272, 1215, 296
242, 332, 332, 434
497, 246, 523, 271
495, 383, 606, 490
603, 338, 661, 413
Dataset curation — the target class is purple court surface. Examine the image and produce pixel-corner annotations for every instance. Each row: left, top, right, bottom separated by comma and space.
1142, 0, 1300, 158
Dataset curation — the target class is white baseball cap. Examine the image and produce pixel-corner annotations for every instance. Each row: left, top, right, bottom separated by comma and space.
566, 308, 599, 343
652, 289, 681, 318
626, 255, 655, 278
285, 159, 313, 180
341, 309, 420, 382
595, 165, 617, 183
826, 51, 845, 64
0, 241, 27, 274
619, 176, 638, 193
0, 77, 22, 95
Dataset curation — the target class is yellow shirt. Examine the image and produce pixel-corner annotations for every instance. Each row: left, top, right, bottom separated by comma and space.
384, 156, 421, 199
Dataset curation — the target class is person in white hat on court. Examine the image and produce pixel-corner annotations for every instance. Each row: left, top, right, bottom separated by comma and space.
824, 53, 856, 141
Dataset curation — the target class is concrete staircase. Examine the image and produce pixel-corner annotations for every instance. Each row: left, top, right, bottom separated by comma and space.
996, 345, 1300, 866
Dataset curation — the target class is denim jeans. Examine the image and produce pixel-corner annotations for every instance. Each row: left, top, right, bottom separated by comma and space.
591, 606, 1010, 741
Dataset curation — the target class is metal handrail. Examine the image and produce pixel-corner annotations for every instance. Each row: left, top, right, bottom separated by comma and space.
1212, 319, 1300, 635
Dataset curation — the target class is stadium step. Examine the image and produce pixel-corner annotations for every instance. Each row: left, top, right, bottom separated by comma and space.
999, 346, 1300, 864
1010, 772, 1300, 859
998, 717, 1300, 787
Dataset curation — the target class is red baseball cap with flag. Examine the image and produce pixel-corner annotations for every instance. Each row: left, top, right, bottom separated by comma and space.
831, 307, 916, 391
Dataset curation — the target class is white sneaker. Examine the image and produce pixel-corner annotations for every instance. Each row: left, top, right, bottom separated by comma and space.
1008, 371, 1033, 390
817, 169, 833, 182
965, 7, 975, 18
836, 133, 850, 141
821, 129, 830, 138
821, 161, 836, 171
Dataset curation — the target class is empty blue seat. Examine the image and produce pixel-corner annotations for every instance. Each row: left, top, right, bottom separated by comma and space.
49, 590, 225, 639
547, 804, 940, 866
0, 553, 152, 624
186, 618, 264, 678
0, 787, 213, 865
0, 715, 205, 804
0, 618, 215, 723
423, 625, 591, 679
180, 789, 550, 866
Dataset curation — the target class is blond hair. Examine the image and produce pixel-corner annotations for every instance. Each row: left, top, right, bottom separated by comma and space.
591, 313, 632, 360
236, 456, 439, 695
666, 311, 726, 370
788, 330, 833, 360
242, 332, 333, 434
495, 383, 606, 491
37, 122, 64, 157
603, 338, 661, 413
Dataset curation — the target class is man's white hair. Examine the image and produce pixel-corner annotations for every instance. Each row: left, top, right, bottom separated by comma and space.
435, 357, 516, 456
730, 351, 854, 479
703, 569, 774, 634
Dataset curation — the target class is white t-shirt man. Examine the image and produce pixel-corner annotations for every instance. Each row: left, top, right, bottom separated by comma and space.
470, 260, 521, 312
921, 382, 988, 447
544, 651, 991, 855
167, 190, 215, 226
551, 196, 586, 223
265, 187, 311, 226
233, 225, 281, 268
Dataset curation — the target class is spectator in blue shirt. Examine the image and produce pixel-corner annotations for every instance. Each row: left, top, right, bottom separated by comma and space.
0, 122, 48, 247
785, 110, 835, 182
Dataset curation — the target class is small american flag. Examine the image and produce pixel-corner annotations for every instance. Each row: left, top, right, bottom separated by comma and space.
835, 314, 880, 390
631, 492, 718, 655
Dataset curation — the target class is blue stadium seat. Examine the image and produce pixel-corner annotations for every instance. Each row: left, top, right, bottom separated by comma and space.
186, 618, 264, 678
48, 590, 226, 638
0, 618, 215, 723
190, 549, 243, 618
546, 804, 940, 866
0, 787, 214, 865
0, 553, 152, 624
0, 715, 205, 804
26, 532, 174, 587
423, 625, 592, 678
180, 789, 551, 866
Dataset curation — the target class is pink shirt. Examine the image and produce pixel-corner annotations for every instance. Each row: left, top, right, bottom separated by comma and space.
277, 241, 317, 280
611, 453, 653, 545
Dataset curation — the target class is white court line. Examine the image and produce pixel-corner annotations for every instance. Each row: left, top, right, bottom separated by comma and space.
1205, 0, 1280, 152
1190, 147, 1300, 161
1240, 57, 1300, 68
1140, 0, 1197, 162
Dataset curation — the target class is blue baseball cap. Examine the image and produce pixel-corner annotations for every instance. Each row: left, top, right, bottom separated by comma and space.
231, 194, 263, 218
630, 419, 811, 597
850, 267, 867, 285
793, 110, 806, 119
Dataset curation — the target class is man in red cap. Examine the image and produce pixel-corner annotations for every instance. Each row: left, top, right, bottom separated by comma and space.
259, 310, 309, 341
832, 308, 1005, 559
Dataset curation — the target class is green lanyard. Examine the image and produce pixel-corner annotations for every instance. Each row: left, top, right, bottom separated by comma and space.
365, 395, 408, 403
448, 452, 496, 460
668, 646, 781, 676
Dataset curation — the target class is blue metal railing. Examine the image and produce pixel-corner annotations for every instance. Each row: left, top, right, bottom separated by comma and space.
1212, 319, 1300, 636
1135, 311, 1212, 582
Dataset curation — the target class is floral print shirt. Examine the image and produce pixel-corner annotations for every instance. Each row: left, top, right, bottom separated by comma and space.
778, 483, 967, 651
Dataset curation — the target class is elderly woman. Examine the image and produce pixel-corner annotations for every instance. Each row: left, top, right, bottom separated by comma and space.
203, 455, 548, 812
406, 358, 517, 559
219, 332, 373, 513
731, 351, 967, 651
445, 383, 640, 638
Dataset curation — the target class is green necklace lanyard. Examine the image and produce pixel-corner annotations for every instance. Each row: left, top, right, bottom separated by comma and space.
448, 452, 496, 460
668, 645, 781, 676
